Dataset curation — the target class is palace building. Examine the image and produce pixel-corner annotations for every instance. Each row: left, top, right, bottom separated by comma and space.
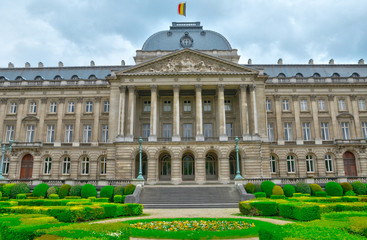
0, 22, 367, 186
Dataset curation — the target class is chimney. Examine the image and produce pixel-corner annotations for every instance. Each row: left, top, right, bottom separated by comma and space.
277, 58, 283, 65
38, 62, 44, 68
58, 61, 64, 67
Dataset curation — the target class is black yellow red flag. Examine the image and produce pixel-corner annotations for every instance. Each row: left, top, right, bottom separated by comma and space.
178, 3, 186, 16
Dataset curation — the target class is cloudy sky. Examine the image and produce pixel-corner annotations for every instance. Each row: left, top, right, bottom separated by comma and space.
0, 0, 366, 67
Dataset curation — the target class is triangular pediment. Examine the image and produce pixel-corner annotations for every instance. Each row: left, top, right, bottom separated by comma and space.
118, 49, 258, 75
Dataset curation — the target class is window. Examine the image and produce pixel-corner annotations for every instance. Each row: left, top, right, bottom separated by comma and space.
100, 157, 107, 175
267, 123, 274, 141
284, 123, 293, 141
50, 102, 57, 113
266, 99, 271, 111
64, 125, 73, 143
287, 155, 295, 173
142, 124, 150, 138
302, 123, 311, 141
362, 122, 367, 139
183, 100, 191, 112
282, 99, 289, 111
338, 99, 346, 111
26, 125, 35, 142
9, 103, 17, 114
85, 101, 93, 113
5, 125, 14, 142
101, 125, 108, 143
270, 155, 276, 173
46, 125, 55, 143
163, 100, 171, 112
30, 102, 37, 113
226, 123, 233, 137
43, 157, 52, 175
204, 123, 213, 138
321, 122, 330, 140
62, 157, 70, 175
203, 100, 211, 112
68, 102, 75, 113
183, 124, 192, 138
318, 99, 326, 111
325, 155, 333, 172
359, 99, 366, 111
224, 100, 231, 111
2, 156, 9, 175
306, 155, 314, 172
341, 122, 350, 140
143, 100, 151, 112
104, 101, 110, 112
81, 157, 89, 175
163, 124, 172, 139
83, 125, 92, 143
300, 100, 308, 111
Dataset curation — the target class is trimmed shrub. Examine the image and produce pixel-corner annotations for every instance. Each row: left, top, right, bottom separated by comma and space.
340, 182, 353, 195
81, 184, 97, 198
261, 181, 275, 198
309, 184, 323, 196
238, 202, 259, 216
47, 186, 59, 198
124, 184, 136, 195
341, 196, 359, 202
279, 203, 297, 219
59, 184, 71, 199
295, 182, 311, 194
244, 182, 255, 194
33, 183, 49, 198
293, 205, 320, 221
325, 182, 343, 196
272, 185, 284, 195
283, 184, 296, 197
69, 184, 82, 197
271, 195, 285, 199
316, 191, 327, 197
65, 196, 81, 199
254, 183, 262, 193
254, 192, 266, 198
16, 193, 27, 199
100, 186, 114, 202
0, 191, 2, 200
114, 186, 125, 196
49, 194, 60, 199
0, 183, 5, 194
250, 201, 278, 216
2, 183, 16, 197
259, 225, 284, 240
351, 181, 367, 195
9, 183, 30, 199
114, 195, 123, 203
345, 190, 356, 196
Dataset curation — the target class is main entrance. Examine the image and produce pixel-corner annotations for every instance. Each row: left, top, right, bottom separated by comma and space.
20, 154, 33, 179
343, 151, 357, 176
159, 153, 171, 181
182, 153, 195, 180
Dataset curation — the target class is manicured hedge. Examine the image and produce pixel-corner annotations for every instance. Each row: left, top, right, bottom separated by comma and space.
325, 182, 343, 196
316, 191, 327, 197
46, 186, 59, 198
279, 203, 320, 221
16, 194, 27, 199
272, 186, 284, 195
81, 184, 97, 198
0, 191, 2, 200
124, 184, 136, 195
271, 195, 285, 199
2, 183, 16, 197
114, 186, 125, 196
340, 182, 353, 195
260, 181, 275, 198
283, 184, 295, 197
10, 183, 30, 199
254, 192, 266, 198
351, 181, 367, 195
33, 183, 49, 198
49, 194, 59, 199
309, 184, 323, 196
345, 190, 356, 196
58, 184, 71, 199
244, 182, 255, 193
69, 184, 82, 197
100, 186, 114, 201
250, 201, 278, 216
295, 182, 311, 194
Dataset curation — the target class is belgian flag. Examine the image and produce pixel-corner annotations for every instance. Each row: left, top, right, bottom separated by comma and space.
178, 2, 186, 16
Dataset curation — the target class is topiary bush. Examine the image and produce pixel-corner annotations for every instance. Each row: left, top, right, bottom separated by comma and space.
59, 184, 71, 199
351, 181, 367, 195
10, 183, 30, 199
33, 183, 49, 198
345, 190, 356, 196
47, 186, 59, 198
16, 193, 27, 199
272, 185, 284, 195
325, 181, 343, 196
81, 184, 97, 198
114, 195, 123, 203
261, 181, 275, 198
2, 183, 16, 197
309, 184, 323, 196
340, 182, 353, 195
283, 184, 296, 197
315, 191, 327, 197
124, 184, 136, 195
0, 183, 5, 194
254, 183, 262, 193
295, 182, 311, 194
254, 192, 266, 198
69, 184, 82, 196
100, 186, 114, 202
244, 182, 255, 194
0, 191, 2, 200
49, 194, 60, 199
114, 186, 125, 196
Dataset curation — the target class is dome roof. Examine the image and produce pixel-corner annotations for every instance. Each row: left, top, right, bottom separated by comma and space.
142, 22, 232, 51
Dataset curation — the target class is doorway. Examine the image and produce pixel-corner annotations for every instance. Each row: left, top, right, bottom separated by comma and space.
20, 154, 33, 179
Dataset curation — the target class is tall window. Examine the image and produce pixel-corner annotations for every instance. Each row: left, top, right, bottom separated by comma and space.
284, 123, 293, 141
101, 125, 108, 143
9, 103, 17, 114
163, 124, 172, 139
26, 125, 35, 142
321, 122, 330, 140
325, 155, 333, 172
81, 157, 89, 175
68, 102, 75, 113
270, 155, 276, 173
203, 100, 211, 112
183, 100, 191, 112
282, 99, 290, 111
85, 101, 93, 113
100, 157, 107, 175
163, 100, 171, 112
362, 122, 367, 139
83, 125, 92, 143
300, 100, 308, 111
266, 99, 271, 111
183, 124, 192, 138
43, 157, 52, 175
62, 157, 70, 175
318, 99, 326, 111
341, 122, 350, 140
338, 99, 346, 111
50, 102, 57, 113
267, 123, 274, 141
2, 156, 10, 175
287, 155, 295, 173
46, 125, 55, 143
302, 123, 311, 141
224, 100, 231, 111
359, 99, 366, 111
142, 124, 150, 138
5, 125, 14, 142
306, 155, 314, 172
30, 102, 37, 113
226, 123, 233, 137
64, 125, 73, 143
104, 101, 110, 112
143, 101, 151, 112
204, 123, 213, 138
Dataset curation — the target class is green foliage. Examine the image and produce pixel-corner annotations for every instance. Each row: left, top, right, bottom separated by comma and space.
340, 182, 353, 195
283, 184, 295, 197
351, 181, 367, 195
46, 186, 59, 198
114, 195, 123, 203
250, 201, 278, 216
271, 195, 285, 199
91, 198, 110, 203
2, 183, 16, 197
271, 185, 284, 195
293, 193, 303, 197
254, 192, 266, 198
81, 184, 97, 198
316, 191, 327, 197
16, 193, 27, 199
0, 191, 2, 200
65, 196, 81, 199
0, 183, 5, 194
49, 194, 60, 199
341, 196, 359, 202
260, 181, 275, 198
279, 203, 320, 221
114, 185, 125, 196
325, 182, 343, 196
244, 182, 255, 193
124, 184, 136, 195
238, 202, 259, 216
309, 184, 323, 196
345, 190, 356, 196
33, 183, 49, 198
100, 186, 114, 201
69, 185, 82, 197
295, 181, 311, 194
59, 184, 71, 199
259, 225, 284, 240
254, 183, 262, 193
9, 183, 30, 199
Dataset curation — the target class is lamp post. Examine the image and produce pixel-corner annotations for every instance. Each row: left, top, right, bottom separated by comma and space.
0, 139, 13, 180
234, 137, 243, 180
136, 137, 145, 180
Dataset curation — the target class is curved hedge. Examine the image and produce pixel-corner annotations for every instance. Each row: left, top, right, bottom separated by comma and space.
283, 184, 295, 197
69, 184, 82, 197
100, 186, 114, 201
33, 183, 49, 198
272, 186, 284, 196
295, 182, 311, 194
351, 181, 367, 195
81, 184, 97, 198
325, 182, 343, 196
260, 181, 275, 198
244, 183, 255, 194
10, 183, 30, 199
340, 182, 353, 195
309, 184, 323, 196
124, 184, 136, 195
59, 184, 71, 199
114, 186, 125, 196
47, 186, 59, 198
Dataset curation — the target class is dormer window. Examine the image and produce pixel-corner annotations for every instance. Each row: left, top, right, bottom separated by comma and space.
34, 76, 43, 81
54, 75, 62, 80
71, 75, 79, 80
15, 76, 24, 81
88, 75, 97, 80
295, 73, 303, 78
331, 73, 340, 78
313, 73, 321, 78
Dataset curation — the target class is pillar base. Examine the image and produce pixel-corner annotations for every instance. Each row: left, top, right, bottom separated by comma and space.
172, 135, 181, 142
53, 142, 61, 147
148, 135, 157, 142
91, 142, 99, 146
296, 139, 304, 145
252, 134, 260, 141
72, 142, 80, 147
242, 134, 252, 141
315, 138, 322, 145
115, 135, 125, 142
277, 139, 285, 145
196, 135, 204, 141
219, 135, 228, 141
124, 135, 134, 142
171, 177, 182, 185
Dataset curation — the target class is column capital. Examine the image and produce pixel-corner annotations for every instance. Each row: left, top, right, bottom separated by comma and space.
274, 95, 281, 101
350, 94, 357, 101
0, 98, 8, 104
173, 85, 180, 91
292, 95, 298, 101
328, 94, 334, 101
195, 84, 202, 90
58, 97, 65, 103
18, 98, 26, 104
240, 84, 248, 91
150, 85, 157, 91
41, 97, 47, 104
218, 84, 225, 91
128, 85, 135, 91
77, 97, 83, 103
95, 96, 102, 102
310, 94, 317, 101
249, 84, 256, 91
119, 86, 126, 92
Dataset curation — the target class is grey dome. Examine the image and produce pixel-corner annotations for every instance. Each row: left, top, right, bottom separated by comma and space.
142, 22, 232, 51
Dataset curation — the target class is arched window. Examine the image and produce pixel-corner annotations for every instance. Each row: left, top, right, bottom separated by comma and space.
0, 76, 6, 81
277, 73, 286, 78
81, 156, 89, 175
62, 157, 71, 175
100, 157, 107, 175
351, 72, 360, 78
270, 155, 277, 173
34, 76, 43, 81
331, 73, 340, 78
287, 155, 295, 173
325, 155, 333, 172
313, 73, 321, 78
88, 75, 97, 80
295, 73, 303, 78
44, 157, 52, 174
71, 75, 79, 80
15, 76, 24, 81
2, 156, 10, 174
306, 155, 314, 173
54, 75, 62, 80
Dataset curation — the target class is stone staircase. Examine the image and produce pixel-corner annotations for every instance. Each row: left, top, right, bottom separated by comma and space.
139, 185, 241, 209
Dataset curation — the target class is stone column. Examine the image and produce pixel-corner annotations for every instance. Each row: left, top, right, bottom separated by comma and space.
32, 154, 41, 179
218, 84, 227, 141
328, 95, 339, 139
195, 157, 206, 184
274, 95, 284, 145
350, 95, 361, 139
195, 85, 204, 141
250, 84, 259, 136
126, 86, 136, 142
172, 85, 181, 141
147, 155, 157, 184
218, 157, 230, 184
54, 98, 65, 146
73, 97, 83, 146
311, 95, 322, 144
239, 85, 250, 140
0, 98, 8, 140
108, 85, 120, 142
149, 85, 158, 142
37, 98, 47, 143
117, 86, 126, 141
292, 95, 303, 144
92, 97, 101, 145
171, 157, 182, 184
15, 98, 25, 142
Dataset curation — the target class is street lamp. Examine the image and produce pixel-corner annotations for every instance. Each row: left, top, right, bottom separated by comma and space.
136, 137, 145, 180
234, 137, 243, 180
0, 139, 13, 180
